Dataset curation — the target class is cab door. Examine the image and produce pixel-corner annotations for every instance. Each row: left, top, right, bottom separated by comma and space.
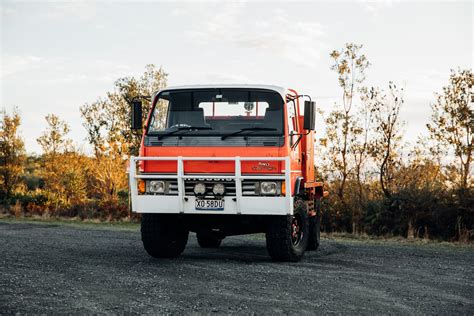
286, 98, 303, 193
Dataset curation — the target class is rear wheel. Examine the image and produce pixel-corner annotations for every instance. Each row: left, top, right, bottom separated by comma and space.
141, 214, 189, 258
196, 232, 222, 248
307, 198, 321, 251
265, 201, 309, 262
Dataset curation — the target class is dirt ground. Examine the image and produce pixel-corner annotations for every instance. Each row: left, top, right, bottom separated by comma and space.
0, 220, 472, 314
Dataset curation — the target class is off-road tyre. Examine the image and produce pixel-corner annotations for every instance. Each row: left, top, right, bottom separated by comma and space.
196, 233, 222, 248
307, 198, 321, 251
265, 200, 309, 262
141, 214, 189, 258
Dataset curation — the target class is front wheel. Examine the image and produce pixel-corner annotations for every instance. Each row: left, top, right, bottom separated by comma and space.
265, 202, 309, 262
141, 214, 189, 258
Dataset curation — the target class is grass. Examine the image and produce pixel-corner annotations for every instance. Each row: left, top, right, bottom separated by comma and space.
0, 213, 139, 231
322, 231, 474, 248
1, 213, 472, 248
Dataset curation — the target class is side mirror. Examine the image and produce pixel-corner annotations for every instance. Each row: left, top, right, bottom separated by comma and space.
131, 100, 143, 130
303, 100, 316, 130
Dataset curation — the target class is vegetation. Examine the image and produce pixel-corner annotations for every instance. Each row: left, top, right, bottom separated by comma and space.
0, 54, 472, 241
1, 64, 167, 221
320, 43, 472, 242
0, 108, 26, 200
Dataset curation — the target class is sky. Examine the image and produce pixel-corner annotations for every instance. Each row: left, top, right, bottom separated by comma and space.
1, 0, 472, 154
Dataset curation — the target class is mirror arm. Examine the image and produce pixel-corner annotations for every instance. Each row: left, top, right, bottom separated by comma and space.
286, 94, 311, 103
291, 130, 311, 137
298, 94, 312, 102
290, 130, 310, 150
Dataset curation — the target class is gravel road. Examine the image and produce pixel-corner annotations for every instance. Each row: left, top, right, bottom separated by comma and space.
0, 220, 472, 314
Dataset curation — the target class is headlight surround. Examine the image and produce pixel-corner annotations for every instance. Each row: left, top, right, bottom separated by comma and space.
194, 182, 206, 195
260, 181, 277, 195
148, 180, 165, 194
213, 183, 225, 195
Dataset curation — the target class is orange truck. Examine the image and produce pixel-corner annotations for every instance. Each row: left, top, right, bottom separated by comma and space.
129, 85, 326, 262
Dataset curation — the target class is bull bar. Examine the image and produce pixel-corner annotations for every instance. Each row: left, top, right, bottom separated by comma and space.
129, 156, 293, 215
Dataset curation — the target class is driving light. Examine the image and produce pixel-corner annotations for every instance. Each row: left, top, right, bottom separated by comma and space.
194, 182, 206, 195
260, 182, 277, 195
148, 180, 165, 194
213, 183, 225, 195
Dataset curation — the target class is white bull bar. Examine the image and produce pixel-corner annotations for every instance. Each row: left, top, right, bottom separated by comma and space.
129, 156, 293, 215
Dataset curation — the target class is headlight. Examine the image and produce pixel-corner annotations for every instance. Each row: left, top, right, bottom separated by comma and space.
148, 180, 165, 194
194, 182, 206, 195
260, 181, 277, 195
213, 183, 225, 195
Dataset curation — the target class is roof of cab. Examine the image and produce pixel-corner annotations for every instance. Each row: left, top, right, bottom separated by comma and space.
153, 84, 288, 100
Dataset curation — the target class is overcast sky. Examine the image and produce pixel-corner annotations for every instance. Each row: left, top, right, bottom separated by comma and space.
1, 0, 472, 154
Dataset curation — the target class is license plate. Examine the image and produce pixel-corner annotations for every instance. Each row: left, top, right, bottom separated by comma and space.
195, 199, 224, 211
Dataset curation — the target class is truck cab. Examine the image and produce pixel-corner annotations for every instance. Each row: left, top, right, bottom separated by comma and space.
129, 85, 325, 262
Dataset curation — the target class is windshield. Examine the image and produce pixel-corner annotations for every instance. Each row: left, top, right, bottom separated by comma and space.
147, 89, 284, 137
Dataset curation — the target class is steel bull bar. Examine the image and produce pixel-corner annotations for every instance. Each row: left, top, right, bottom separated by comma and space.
129, 156, 293, 215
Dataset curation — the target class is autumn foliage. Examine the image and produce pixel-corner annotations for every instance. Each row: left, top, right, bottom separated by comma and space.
1, 65, 167, 220
0, 58, 472, 240
320, 44, 472, 241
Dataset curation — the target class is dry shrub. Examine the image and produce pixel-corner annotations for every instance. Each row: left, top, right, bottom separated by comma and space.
11, 200, 22, 218
407, 221, 415, 240
458, 229, 472, 243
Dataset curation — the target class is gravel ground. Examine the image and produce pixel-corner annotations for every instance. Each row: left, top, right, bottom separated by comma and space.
0, 219, 473, 314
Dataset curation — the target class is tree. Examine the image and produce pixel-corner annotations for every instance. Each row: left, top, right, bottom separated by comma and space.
37, 114, 72, 155
324, 43, 370, 233
369, 83, 404, 198
0, 108, 26, 200
348, 86, 376, 233
326, 43, 370, 201
427, 69, 473, 190
37, 114, 87, 208
80, 64, 168, 158
80, 64, 167, 203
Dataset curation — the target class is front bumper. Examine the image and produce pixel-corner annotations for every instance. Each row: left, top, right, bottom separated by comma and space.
132, 195, 292, 215
129, 156, 293, 215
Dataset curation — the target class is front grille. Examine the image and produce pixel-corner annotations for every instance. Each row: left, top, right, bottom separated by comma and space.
168, 180, 178, 195
142, 177, 262, 196
184, 179, 258, 197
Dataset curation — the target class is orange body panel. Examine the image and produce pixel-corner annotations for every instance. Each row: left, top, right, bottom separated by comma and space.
142, 146, 286, 174
139, 88, 312, 196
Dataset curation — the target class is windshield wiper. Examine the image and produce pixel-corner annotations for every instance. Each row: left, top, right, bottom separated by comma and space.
221, 127, 277, 140
157, 126, 212, 140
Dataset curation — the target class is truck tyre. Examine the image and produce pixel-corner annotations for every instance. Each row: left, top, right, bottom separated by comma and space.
196, 233, 222, 248
265, 200, 309, 262
141, 214, 189, 258
307, 198, 321, 251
